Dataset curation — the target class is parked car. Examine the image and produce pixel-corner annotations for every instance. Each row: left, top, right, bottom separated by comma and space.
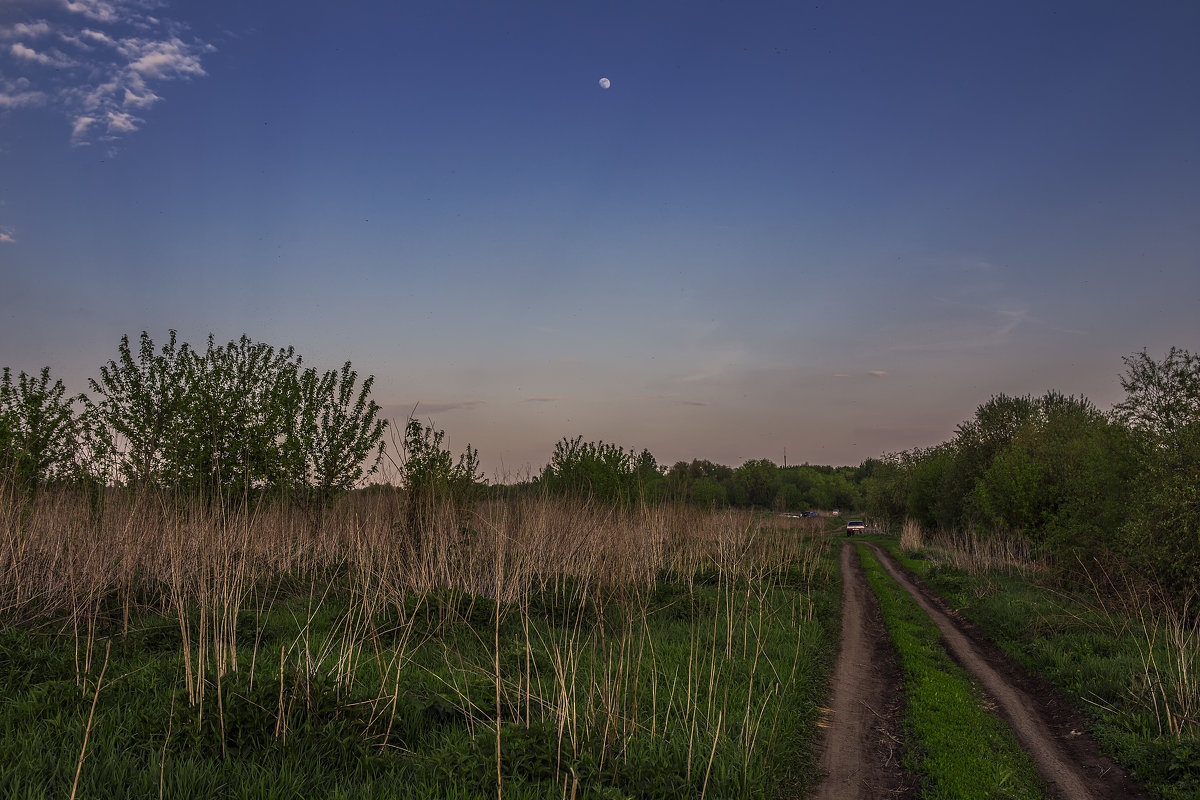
831, 509, 841, 517
845, 520, 866, 536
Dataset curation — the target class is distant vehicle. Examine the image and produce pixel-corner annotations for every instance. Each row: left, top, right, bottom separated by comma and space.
845, 520, 865, 536
804, 511, 820, 518
831, 509, 841, 517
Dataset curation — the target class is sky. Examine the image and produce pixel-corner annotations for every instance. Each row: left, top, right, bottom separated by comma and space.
1, 0, 1198, 480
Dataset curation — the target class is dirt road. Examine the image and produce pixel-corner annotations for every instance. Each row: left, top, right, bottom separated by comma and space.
813, 543, 914, 799
813, 540, 1147, 800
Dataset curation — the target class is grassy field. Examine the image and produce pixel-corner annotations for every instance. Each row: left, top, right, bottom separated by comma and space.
883, 527, 1200, 800
0, 490, 839, 799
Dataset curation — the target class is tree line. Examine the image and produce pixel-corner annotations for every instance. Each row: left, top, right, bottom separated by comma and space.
486, 436, 866, 512
3, 330, 871, 531
861, 347, 1200, 595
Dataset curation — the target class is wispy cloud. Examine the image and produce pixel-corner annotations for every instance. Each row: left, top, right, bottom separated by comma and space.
0, 76, 47, 109
0, 229, 15, 244
868, 370, 888, 377
0, 1, 214, 147
11, 42, 77, 68
677, 399, 710, 407
411, 400, 486, 414
523, 397, 558, 403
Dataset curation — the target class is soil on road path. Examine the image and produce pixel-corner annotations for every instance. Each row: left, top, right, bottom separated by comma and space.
813, 542, 915, 799
812, 540, 1148, 800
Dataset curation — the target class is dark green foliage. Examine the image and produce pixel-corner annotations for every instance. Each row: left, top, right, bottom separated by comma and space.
277, 360, 387, 506
70, 331, 386, 503
82, 330, 195, 488
660, 458, 863, 512
180, 334, 301, 500
861, 364, 1189, 588
1114, 348, 1200, 596
539, 436, 663, 506
397, 417, 482, 540
0, 366, 79, 492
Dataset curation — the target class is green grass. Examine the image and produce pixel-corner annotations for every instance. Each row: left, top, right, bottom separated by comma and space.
0, 558, 839, 799
856, 543, 1048, 800
882, 537, 1200, 800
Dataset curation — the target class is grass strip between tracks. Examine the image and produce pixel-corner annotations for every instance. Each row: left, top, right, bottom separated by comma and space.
855, 543, 1048, 800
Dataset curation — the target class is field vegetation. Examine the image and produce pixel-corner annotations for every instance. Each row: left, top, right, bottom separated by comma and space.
859, 347, 1200, 797
885, 529, 1200, 798
0, 487, 837, 799
0, 330, 842, 799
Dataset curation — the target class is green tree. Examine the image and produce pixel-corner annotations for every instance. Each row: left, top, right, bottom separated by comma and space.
397, 417, 482, 544
180, 334, 301, 501
1114, 348, 1200, 594
691, 476, 728, 508
277, 362, 387, 507
730, 459, 779, 508
539, 437, 664, 506
82, 331, 193, 487
0, 366, 79, 491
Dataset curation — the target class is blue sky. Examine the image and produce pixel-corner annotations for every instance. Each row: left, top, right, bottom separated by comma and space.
2, 1, 1198, 478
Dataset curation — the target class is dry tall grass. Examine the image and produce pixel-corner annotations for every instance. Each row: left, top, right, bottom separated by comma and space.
899, 518, 923, 553
919, 526, 1046, 577
0, 484, 830, 790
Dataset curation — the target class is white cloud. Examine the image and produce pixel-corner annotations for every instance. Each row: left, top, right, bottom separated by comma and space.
80, 28, 117, 47
868, 370, 889, 377
120, 36, 208, 78
70, 115, 96, 144
105, 109, 140, 133
0, 1, 213, 147
11, 42, 77, 68
0, 230, 15, 244
0, 75, 47, 108
0, 22, 55, 39
62, 1, 125, 24
122, 86, 158, 107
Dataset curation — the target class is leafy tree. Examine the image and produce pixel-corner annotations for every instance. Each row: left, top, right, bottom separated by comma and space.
1113, 348, 1200, 593
690, 476, 728, 508
277, 361, 387, 506
731, 459, 779, 508
82, 331, 193, 487
83, 332, 386, 510
181, 334, 301, 501
1114, 347, 1200, 444
397, 416, 482, 542
540, 436, 658, 506
0, 366, 79, 491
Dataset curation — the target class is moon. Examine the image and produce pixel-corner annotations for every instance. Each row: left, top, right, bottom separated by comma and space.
598, 77, 611, 89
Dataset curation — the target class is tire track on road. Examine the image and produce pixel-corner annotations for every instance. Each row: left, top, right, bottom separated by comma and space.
813, 542, 913, 799
867, 542, 1147, 800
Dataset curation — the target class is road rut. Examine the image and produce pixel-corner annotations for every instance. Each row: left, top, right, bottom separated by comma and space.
813, 540, 1147, 800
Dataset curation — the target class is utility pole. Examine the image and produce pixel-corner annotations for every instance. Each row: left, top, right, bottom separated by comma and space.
783, 447, 787, 468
